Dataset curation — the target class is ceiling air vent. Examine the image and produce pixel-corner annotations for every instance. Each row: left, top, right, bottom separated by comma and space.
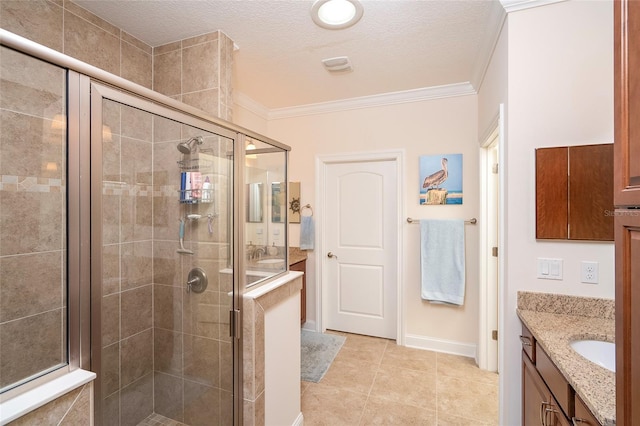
322, 56, 353, 73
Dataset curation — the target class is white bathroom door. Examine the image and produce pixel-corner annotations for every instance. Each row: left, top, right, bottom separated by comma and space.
324, 159, 398, 339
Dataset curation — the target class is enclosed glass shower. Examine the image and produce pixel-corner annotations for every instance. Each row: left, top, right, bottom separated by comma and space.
0, 32, 290, 426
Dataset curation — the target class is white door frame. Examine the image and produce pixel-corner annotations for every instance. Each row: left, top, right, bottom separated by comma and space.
315, 150, 405, 345
478, 105, 506, 372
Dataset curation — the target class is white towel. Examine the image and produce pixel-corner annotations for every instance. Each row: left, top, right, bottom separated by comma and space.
420, 219, 465, 305
300, 216, 315, 250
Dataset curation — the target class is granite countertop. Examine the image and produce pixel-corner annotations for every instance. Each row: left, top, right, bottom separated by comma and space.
289, 247, 308, 265
517, 291, 615, 426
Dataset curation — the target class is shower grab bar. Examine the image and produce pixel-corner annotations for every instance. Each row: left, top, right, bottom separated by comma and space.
406, 217, 477, 225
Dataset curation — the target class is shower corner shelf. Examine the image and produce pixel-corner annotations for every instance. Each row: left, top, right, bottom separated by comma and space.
178, 189, 214, 204
178, 154, 214, 205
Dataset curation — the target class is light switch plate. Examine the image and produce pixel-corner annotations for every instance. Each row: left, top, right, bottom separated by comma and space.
537, 258, 563, 280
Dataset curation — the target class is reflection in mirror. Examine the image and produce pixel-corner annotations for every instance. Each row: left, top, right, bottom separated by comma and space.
247, 183, 263, 222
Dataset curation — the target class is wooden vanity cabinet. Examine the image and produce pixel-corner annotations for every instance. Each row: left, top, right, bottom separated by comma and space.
523, 351, 571, 426
290, 259, 306, 325
574, 393, 601, 426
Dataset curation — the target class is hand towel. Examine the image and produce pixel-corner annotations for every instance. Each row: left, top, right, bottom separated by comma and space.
420, 219, 465, 305
300, 215, 315, 250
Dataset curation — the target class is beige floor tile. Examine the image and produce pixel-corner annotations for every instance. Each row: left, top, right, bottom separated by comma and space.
319, 356, 378, 394
301, 380, 311, 395
437, 412, 496, 425
381, 343, 438, 373
301, 383, 368, 426
370, 365, 437, 410
437, 375, 498, 425
361, 395, 437, 425
437, 353, 498, 385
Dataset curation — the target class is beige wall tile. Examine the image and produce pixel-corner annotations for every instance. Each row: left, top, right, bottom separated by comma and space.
102, 134, 121, 183
120, 373, 153, 426
0, 110, 65, 179
152, 141, 181, 186
153, 241, 181, 286
183, 335, 220, 387
120, 192, 152, 242
59, 383, 92, 426
0, 309, 63, 388
101, 342, 120, 397
121, 40, 152, 90
182, 289, 220, 339
0, 251, 62, 322
154, 328, 182, 375
120, 105, 152, 142
102, 391, 120, 426
154, 41, 182, 55
102, 244, 120, 296
63, 10, 120, 76
121, 138, 152, 184
0, 0, 63, 52
63, 0, 119, 36
182, 41, 219, 93
154, 284, 184, 331
182, 32, 219, 48
121, 285, 152, 338
0, 191, 64, 256
121, 32, 152, 54
120, 329, 153, 387
183, 380, 221, 425
121, 241, 152, 291
182, 89, 220, 117
153, 50, 182, 97
152, 195, 181, 241
101, 194, 120, 245
153, 371, 184, 422
101, 293, 120, 347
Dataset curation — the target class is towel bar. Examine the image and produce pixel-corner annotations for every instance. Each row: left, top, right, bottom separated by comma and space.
406, 217, 477, 225
301, 204, 313, 216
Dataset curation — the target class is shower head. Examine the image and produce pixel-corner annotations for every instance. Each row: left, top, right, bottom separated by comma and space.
177, 136, 203, 154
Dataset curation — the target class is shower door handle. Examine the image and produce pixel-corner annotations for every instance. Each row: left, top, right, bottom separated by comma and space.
327, 252, 338, 259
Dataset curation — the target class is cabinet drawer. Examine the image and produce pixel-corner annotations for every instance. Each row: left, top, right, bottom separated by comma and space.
520, 324, 536, 362
574, 393, 601, 426
537, 346, 573, 419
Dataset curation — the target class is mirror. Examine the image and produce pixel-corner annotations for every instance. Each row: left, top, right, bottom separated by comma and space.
246, 183, 263, 222
272, 182, 285, 223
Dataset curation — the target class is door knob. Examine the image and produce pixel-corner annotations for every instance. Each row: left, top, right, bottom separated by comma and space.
327, 252, 338, 259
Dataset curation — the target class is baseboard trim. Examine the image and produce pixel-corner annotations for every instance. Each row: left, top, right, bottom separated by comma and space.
301, 320, 317, 332
292, 412, 304, 426
404, 333, 476, 358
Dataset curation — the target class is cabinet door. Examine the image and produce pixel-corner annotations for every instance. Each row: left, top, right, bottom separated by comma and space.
615, 212, 640, 425
569, 144, 614, 240
523, 351, 550, 426
536, 147, 568, 239
574, 393, 602, 426
614, 0, 640, 206
290, 260, 306, 324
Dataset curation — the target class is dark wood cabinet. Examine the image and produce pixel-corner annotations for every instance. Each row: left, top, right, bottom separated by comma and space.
615, 1, 640, 425
523, 351, 570, 426
536, 144, 614, 241
290, 259, 306, 325
615, 0, 640, 207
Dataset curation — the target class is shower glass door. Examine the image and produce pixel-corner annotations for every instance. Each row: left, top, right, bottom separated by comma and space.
91, 84, 236, 426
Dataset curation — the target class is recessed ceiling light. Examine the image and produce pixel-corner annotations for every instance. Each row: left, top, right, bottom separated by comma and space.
311, 0, 364, 30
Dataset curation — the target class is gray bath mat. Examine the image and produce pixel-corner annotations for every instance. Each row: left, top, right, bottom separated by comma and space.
301, 330, 346, 383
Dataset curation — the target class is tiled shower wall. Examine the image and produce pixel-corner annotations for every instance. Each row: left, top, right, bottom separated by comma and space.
1, 1, 234, 424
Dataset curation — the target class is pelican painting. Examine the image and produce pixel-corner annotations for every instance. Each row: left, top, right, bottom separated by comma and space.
423, 157, 448, 189
419, 154, 463, 205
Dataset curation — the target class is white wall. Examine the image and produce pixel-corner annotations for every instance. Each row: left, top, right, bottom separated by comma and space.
262, 95, 480, 351
484, 1, 614, 425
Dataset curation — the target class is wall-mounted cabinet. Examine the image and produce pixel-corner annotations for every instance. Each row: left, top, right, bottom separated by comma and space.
536, 144, 614, 241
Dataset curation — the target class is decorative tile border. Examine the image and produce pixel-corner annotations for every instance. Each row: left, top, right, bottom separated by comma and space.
0, 175, 64, 193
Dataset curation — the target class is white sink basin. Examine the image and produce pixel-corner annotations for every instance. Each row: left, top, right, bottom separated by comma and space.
570, 340, 615, 372
257, 259, 284, 264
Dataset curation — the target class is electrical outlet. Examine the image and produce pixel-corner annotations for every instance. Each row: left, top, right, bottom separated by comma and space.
581, 261, 599, 284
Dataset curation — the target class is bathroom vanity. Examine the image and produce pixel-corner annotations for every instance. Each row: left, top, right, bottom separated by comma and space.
518, 292, 615, 426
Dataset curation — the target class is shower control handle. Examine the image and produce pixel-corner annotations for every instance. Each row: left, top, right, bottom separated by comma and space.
186, 267, 208, 294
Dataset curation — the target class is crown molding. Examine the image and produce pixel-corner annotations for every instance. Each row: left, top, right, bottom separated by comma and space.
260, 83, 477, 120
471, 0, 507, 91
500, 0, 567, 13
234, 91, 270, 120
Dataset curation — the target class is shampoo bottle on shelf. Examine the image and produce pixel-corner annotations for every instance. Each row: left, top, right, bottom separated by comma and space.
202, 176, 212, 201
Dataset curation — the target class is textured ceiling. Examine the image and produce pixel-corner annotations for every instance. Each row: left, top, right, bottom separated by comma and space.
73, 0, 503, 110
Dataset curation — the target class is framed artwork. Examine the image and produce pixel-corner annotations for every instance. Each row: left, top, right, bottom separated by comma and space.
419, 153, 463, 205
288, 182, 301, 223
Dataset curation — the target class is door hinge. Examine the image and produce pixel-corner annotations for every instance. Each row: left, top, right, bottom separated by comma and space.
492, 330, 498, 341
229, 309, 240, 339
492, 246, 498, 257
492, 163, 499, 174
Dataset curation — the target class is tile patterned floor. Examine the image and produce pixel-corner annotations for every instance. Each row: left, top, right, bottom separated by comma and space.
138, 413, 186, 426
301, 331, 499, 426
